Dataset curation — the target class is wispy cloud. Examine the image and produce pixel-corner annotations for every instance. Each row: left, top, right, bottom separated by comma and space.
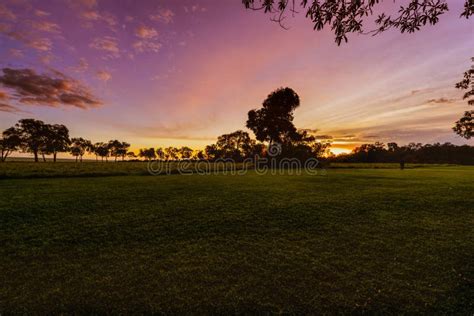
0, 4, 16, 20
427, 97, 456, 104
149, 8, 174, 24
89, 36, 120, 58
96, 70, 112, 82
9, 48, 23, 58
0, 103, 23, 113
31, 20, 61, 33
135, 25, 158, 39
133, 40, 162, 53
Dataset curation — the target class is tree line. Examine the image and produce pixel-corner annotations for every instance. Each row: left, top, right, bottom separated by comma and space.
0, 119, 131, 163
332, 142, 474, 165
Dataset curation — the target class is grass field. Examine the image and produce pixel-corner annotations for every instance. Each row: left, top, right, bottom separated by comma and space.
0, 163, 473, 313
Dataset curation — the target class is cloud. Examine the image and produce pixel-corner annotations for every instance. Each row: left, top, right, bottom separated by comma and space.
149, 8, 174, 24
0, 4, 16, 20
9, 48, 23, 58
0, 68, 102, 109
313, 135, 333, 140
0, 91, 7, 99
427, 97, 456, 104
0, 103, 23, 113
70, 58, 89, 73
96, 70, 111, 82
32, 21, 61, 33
184, 5, 207, 13
133, 40, 162, 53
79, 10, 117, 31
135, 25, 158, 39
89, 36, 120, 58
34, 9, 50, 17
0, 27, 53, 52
28, 37, 53, 51
39, 54, 54, 64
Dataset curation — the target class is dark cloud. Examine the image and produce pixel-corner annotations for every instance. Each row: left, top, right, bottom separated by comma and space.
299, 128, 319, 134
0, 68, 102, 109
313, 134, 333, 140
427, 97, 456, 104
0, 103, 22, 113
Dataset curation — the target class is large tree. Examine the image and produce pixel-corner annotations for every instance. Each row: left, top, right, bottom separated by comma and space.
14, 119, 47, 162
0, 127, 21, 162
247, 87, 301, 147
242, 0, 473, 45
41, 124, 71, 162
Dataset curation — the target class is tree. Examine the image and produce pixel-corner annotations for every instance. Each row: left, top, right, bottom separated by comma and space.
164, 147, 179, 160
94, 142, 110, 162
108, 140, 130, 161
0, 127, 21, 162
156, 147, 165, 160
454, 59, 474, 139
42, 124, 71, 162
138, 148, 156, 161
126, 151, 137, 160
194, 150, 205, 160
242, 0, 472, 45
179, 146, 193, 160
70, 137, 91, 162
14, 119, 46, 162
247, 87, 300, 147
454, 111, 473, 139
215, 130, 256, 161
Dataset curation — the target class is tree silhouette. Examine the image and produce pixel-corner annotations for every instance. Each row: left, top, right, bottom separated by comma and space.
108, 140, 130, 161
247, 87, 301, 147
138, 148, 156, 161
14, 119, 46, 162
94, 142, 110, 162
179, 146, 193, 160
242, 0, 472, 45
0, 127, 21, 162
454, 111, 473, 139
126, 151, 137, 159
41, 124, 71, 162
164, 147, 179, 161
156, 147, 165, 160
216, 130, 256, 161
70, 137, 92, 162
454, 59, 474, 139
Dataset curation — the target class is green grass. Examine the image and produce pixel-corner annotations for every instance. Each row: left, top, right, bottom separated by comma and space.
0, 161, 459, 179
0, 164, 473, 313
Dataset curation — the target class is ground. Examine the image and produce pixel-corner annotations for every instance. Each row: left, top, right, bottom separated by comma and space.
0, 163, 473, 313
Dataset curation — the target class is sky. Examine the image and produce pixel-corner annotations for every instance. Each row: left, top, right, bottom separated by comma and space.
0, 0, 473, 155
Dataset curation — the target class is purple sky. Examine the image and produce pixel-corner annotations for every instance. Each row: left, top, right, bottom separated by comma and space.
0, 0, 473, 154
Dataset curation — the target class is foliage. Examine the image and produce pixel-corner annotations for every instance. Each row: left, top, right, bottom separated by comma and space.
242, 0, 471, 45
138, 147, 156, 161
333, 142, 474, 165
454, 58, 474, 139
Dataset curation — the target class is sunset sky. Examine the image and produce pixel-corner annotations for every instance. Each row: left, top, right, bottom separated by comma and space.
0, 0, 473, 155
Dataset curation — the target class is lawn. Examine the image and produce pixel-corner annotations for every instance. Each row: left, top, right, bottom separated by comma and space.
0, 164, 473, 313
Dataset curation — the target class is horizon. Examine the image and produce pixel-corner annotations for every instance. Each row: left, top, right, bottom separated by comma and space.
0, 0, 473, 157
